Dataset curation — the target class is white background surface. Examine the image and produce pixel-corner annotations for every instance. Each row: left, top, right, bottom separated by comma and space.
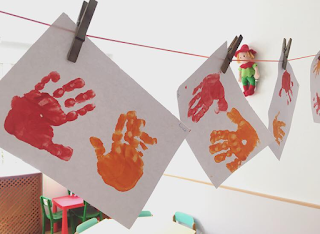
1, 0, 320, 233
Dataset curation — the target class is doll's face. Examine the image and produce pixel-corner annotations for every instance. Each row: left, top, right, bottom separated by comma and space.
238, 52, 250, 64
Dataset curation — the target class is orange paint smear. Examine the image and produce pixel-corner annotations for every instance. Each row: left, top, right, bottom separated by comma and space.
209, 108, 260, 173
90, 111, 157, 192
313, 60, 320, 77
273, 112, 286, 145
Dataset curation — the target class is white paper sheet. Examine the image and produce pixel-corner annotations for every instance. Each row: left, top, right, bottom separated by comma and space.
268, 55, 299, 160
310, 51, 320, 123
0, 14, 189, 228
177, 42, 273, 187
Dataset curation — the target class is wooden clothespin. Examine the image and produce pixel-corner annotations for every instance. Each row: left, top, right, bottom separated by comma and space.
67, 0, 98, 63
221, 35, 243, 73
282, 38, 292, 70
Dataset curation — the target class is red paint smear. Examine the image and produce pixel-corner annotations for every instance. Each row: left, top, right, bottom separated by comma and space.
185, 86, 187, 89
279, 71, 294, 105
313, 93, 320, 115
4, 72, 95, 161
188, 73, 228, 122
64, 90, 95, 108
53, 78, 85, 98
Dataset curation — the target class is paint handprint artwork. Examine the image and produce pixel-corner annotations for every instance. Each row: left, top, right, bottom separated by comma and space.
90, 111, 157, 192
313, 93, 320, 115
4, 71, 95, 161
188, 73, 228, 123
279, 71, 294, 105
209, 108, 260, 173
273, 112, 286, 145
313, 58, 320, 77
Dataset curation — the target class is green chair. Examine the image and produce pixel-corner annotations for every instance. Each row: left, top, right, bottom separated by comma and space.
173, 212, 196, 232
68, 190, 75, 196
71, 200, 103, 223
139, 210, 153, 217
75, 218, 98, 233
40, 196, 74, 234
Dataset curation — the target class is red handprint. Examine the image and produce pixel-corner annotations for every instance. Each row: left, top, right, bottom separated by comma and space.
4, 71, 96, 161
313, 92, 320, 115
279, 71, 293, 105
90, 111, 157, 192
209, 108, 260, 173
188, 73, 228, 123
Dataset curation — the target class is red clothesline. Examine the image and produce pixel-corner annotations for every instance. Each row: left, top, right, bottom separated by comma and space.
0, 10, 318, 62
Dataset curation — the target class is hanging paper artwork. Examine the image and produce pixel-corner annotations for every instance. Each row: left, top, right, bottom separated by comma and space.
0, 14, 189, 228
177, 42, 273, 187
268, 56, 299, 159
310, 52, 320, 123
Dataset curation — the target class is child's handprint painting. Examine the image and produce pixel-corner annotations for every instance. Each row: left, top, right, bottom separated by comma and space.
209, 108, 260, 173
0, 14, 189, 229
273, 112, 286, 145
279, 71, 294, 105
268, 57, 299, 159
313, 93, 320, 115
178, 42, 273, 187
310, 53, 320, 123
90, 111, 157, 192
4, 71, 95, 161
188, 73, 228, 123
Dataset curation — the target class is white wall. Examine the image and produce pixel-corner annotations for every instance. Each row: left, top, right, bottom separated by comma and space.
144, 176, 320, 234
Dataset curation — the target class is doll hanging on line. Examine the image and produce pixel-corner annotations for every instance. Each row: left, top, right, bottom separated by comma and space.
235, 44, 260, 96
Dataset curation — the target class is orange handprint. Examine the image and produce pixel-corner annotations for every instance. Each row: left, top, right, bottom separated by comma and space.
273, 112, 286, 145
209, 108, 260, 173
313, 57, 320, 77
90, 111, 157, 192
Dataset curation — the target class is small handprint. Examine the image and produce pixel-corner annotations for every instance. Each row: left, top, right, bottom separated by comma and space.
279, 71, 294, 105
209, 108, 260, 173
4, 71, 96, 161
90, 111, 157, 192
188, 73, 228, 123
313, 59, 320, 77
273, 112, 286, 145
313, 92, 320, 115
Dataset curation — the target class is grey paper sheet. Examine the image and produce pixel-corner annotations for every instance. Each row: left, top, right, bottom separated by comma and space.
177, 42, 273, 187
268, 55, 299, 160
310, 51, 320, 123
0, 14, 189, 228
